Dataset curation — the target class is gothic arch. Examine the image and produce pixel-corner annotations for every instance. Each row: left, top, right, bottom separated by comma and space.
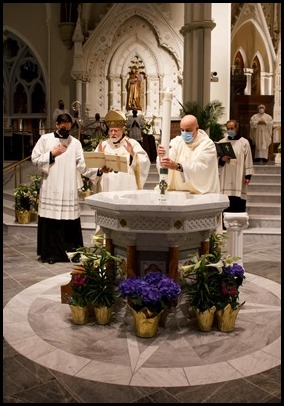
81, 7, 183, 117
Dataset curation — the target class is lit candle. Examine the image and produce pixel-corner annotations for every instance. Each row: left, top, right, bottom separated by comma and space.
161, 88, 173, 155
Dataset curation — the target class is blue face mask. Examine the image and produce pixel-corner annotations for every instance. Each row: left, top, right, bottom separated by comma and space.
181, 130, 194, 144
227, 130, 236, 138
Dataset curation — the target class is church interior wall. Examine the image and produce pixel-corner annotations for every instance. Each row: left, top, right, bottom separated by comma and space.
3, 3, 281, 135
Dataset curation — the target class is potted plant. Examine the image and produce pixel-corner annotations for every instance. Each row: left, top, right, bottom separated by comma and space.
67, 236, 123, 325
64, 270, 89, 325
213, 259, 246, 332
179, 232, 246, 332
14, 183, 35, 224
118, 271, 181, 337
28, 173, 41, 220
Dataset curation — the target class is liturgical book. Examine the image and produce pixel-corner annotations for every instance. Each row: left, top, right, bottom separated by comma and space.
84, 151, 128, 172
215, 142, 236, 159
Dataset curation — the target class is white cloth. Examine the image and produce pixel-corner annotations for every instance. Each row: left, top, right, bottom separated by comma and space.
250, 112, 273, 159
95, 137, 150, 192
156, 129, 220, 194
31, 132, 97, 220
218, 137, 253, 200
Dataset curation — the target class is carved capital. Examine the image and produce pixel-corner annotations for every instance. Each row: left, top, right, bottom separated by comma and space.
223, 212, 249, 231
180, 20, 216, 35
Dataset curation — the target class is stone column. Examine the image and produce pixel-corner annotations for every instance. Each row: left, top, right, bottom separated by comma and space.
223, 212, 249, 264
181, 3, 216, 107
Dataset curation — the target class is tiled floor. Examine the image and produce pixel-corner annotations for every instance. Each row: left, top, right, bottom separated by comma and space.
3, 230, 281, 403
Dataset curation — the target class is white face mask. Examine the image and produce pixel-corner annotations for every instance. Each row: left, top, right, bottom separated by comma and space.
258, 108, 265, 114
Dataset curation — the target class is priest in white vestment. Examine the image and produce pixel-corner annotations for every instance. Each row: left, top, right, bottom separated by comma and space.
31, 113, 98, 264
218, 119, 253, 213
156, 114, 220, 194
94, 110, 150, 192
249, 104, 273, 163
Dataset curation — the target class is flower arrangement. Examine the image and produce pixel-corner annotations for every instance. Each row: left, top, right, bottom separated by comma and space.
66, 236, 124, 308
141, 115, 156, 136
65, 271, 89, 308
118, 271, 181, 316
179, 233, 246, 313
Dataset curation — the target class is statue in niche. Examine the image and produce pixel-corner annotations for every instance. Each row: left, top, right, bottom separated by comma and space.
126, 66, 143, 111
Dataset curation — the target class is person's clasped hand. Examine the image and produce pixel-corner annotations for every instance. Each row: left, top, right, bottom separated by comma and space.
52, 144, 67, 157
222, 155, 231, 162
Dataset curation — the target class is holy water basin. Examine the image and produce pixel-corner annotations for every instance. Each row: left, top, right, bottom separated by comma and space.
85, 190, 229, 276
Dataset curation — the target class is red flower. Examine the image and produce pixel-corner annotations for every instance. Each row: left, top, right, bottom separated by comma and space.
229, 286, 238, 297
220, 282, 228, 296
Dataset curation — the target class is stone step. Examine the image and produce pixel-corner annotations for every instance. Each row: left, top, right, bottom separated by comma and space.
252, 164, 281, 174
248, 183, 280, 193
248, 214, 281, 228
250, 173, 281, 184
246, 202, 281, 216
247, 193, 281, 204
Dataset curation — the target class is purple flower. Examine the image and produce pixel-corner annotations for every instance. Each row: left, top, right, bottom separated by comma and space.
118, 271, 181, 308
224, 263, 245, 278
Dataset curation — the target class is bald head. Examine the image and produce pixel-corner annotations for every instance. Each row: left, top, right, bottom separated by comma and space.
180, 115, 199, 132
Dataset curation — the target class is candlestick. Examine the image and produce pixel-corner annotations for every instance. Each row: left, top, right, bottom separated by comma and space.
161, 88, 173, 155
159, 89, 173, 203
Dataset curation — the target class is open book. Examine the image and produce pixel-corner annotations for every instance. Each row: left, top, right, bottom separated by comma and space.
215, 142, 236, 159
84, 151, 128, 172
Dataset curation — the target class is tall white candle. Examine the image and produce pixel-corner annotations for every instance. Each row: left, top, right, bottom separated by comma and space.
161, 88, 173, 155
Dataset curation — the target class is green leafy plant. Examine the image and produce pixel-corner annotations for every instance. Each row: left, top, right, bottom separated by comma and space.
179, 233, 245, 312
14, 184, 35, 212
28, 174, 41, 211
179, 100, 225, 142
67, 236, 123, 308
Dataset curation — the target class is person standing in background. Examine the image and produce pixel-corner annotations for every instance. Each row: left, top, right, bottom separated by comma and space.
31, 113, 98, 264
125, 108, 145, 145
52, 99, 71, 122
218, 119, 253, 217
156, 114, 220, 194
93, 112, 108, 137
94, 110, 150, 192
249, 104, 273, 163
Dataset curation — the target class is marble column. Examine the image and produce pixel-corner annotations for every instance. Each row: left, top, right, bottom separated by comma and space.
223, 212, 249, 264
181, 3, 216, 107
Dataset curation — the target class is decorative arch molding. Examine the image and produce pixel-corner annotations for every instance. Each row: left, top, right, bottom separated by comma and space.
83, 4, 183, 74
231, 3, 275, 73
79, 5, 183, 118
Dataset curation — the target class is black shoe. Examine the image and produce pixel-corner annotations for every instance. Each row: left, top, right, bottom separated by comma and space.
48, 260, 56, 264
